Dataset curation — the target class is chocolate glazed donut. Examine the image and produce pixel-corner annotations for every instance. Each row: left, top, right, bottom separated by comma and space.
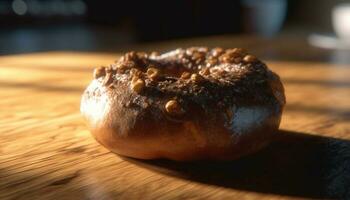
81, 47, 286, 161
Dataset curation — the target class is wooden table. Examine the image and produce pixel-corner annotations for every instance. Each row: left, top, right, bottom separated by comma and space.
0, 51, 349, 200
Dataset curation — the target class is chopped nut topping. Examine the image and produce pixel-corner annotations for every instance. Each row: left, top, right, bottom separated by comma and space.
130, 68, 138, 74
93, 67, 106, 79
219, 50, 245, 64
206, 58, 218, 67
105, 66, 113, 73
165, 100, 184, 115
243, 55, 257, 63
97, 48, 264, 98
191, 73, 204, 83
131, 78, 145, 93
124, 51, 137, 61
103, 73, 113, 86
180, 72, 191, 79
212, 47, 224, 57
199, 68, 210, 76
192, 52, 204, 62
186, 48, 196, 56
230, 48, 247, 55
220, 55, 234, 63
130, 68, 142, 77
146, 67, 160, 81
137, 52, 147, 59
116, 63, 124, 69
116, 62, 133, 74
150, 51, 159, 57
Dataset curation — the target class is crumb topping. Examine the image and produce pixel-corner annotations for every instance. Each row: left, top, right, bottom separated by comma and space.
92, 47, 273, 110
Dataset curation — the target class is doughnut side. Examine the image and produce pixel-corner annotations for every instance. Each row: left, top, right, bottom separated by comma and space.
81, 71, 285, 161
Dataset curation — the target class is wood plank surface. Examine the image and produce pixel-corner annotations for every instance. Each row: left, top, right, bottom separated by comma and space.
0, 51, 349, 200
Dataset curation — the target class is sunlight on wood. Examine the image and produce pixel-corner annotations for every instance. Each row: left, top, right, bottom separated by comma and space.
0, 52, 349, 199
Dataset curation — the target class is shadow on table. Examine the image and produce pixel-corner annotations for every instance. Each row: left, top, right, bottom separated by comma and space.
123, 130, 350, 199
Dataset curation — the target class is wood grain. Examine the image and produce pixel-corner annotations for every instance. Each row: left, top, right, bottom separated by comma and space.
0, 52, 349, 200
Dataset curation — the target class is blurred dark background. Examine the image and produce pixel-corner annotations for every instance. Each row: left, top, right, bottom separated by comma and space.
0, 0, 349, 59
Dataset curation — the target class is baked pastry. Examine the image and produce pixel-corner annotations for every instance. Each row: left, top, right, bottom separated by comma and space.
81, 47, 285, 161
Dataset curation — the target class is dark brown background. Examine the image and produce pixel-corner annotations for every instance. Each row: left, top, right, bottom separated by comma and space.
1, 0, 350, 63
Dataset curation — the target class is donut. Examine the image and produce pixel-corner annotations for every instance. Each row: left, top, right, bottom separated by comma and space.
80, 47, 285, 161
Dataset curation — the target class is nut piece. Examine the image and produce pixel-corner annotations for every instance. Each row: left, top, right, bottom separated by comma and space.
116, 63, 128, 70
191, 73, 204, 83
206, 58, 218, 67
199, 68, 210, 76
103, 72, 113, 86
212, 47, 224, 57
150, 51, 159, 57
124, 51, 137, 61
146, 67, 160, 81
131, 78, 145, 93
136, 52, 147, 59
186, 48, 196, 56
219, 53, 237, 63
165, 100, 184, 115
243, 55, 257, 63
192, 52, 205, 63
130, 68, 142, 77
230, 48, 247, 55
180, 72, 191, 79
93, 67, 106, 79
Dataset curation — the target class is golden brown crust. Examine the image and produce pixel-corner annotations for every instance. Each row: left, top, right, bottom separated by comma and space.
81, 47, 286, 161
